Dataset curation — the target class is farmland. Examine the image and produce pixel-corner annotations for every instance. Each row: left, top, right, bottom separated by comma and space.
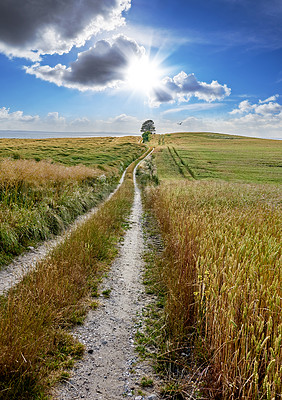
0, 131, 281, 399
142, 132, 281, 399
153, 132, 282, 183
0, 136, 145, 267
0, 138, 150, 399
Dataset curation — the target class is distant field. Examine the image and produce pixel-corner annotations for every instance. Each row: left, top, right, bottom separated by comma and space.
152, 132, 282, 184
0, 136, 145, 174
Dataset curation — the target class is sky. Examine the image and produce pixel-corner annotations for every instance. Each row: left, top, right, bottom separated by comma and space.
0, 0, 282, 139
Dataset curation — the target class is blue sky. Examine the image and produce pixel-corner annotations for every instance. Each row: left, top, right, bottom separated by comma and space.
0, 0, 282, 138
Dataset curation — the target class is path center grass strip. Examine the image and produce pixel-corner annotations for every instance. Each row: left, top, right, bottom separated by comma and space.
0, 149, 151, 400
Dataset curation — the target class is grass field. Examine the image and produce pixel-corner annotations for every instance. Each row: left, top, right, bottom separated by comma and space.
152, 132, 282, 184
0, 136, 145, 173
0, 136, 145, 267
142, 132, 281, 399
0, 148, 150, 399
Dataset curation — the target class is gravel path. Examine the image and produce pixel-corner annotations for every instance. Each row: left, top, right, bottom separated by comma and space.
0, 170, 127, 296
54, 160, 159, 400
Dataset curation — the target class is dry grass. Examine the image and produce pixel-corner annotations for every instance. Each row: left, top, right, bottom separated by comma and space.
147, 180, 281, 399
0, 159, 118, 267
0, 150, 150, 399
0, 159, 100, 185
0, 137, 146, 267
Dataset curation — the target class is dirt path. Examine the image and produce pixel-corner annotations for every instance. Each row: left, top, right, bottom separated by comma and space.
54, 160, 158, 400
0, 170, 127, 296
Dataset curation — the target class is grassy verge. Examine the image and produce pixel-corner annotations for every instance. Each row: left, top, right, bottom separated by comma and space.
143, 179, 281, 399
0, 150, 149, 399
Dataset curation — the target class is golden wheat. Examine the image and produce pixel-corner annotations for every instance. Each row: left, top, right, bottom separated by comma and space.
0, 159, 101, 186
148, 180, 281, 399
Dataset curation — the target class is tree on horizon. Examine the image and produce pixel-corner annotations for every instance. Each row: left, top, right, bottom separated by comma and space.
140, 120, 156, 134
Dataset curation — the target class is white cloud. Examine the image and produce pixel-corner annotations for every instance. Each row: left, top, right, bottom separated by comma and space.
0, 106, 141, 134
154, 113, 282, 139
46, 112, 66, 125
149, 72, 231, 107
229, 100, 253, 114
70, 117, 91, 128
230, 97, 282, 116
0, 107, 40, 123
24, 35, 145, 91
259, 94, 279, 103
162, 103, 224, 115
0, 0, 131, 60
109, 114, 139, 123
160, 95, 282, 139
254, 102, 282, 115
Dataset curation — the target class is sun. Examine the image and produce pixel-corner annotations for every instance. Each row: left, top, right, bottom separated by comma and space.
125, 55, 163, 95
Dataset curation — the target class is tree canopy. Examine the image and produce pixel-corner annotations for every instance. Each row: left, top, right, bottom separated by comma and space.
140, 119, 156, 134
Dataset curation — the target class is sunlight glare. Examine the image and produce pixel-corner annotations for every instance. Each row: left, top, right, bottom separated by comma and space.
126, 55, 163, 94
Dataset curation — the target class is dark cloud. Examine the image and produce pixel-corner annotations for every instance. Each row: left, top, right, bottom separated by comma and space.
0, 0, 131, 58
150, 72, 231, 106
25, 35, 144, 90
152, 88, 174, 103
66, 36, 142, 85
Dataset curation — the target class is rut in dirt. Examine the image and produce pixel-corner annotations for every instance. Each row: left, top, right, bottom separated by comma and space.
55, 160, 158, 400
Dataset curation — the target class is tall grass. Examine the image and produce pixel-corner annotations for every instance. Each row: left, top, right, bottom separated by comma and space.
0, 136, 145, 171
0, 159, 117, 267
146, 180, 281, 399
0, 153, 146, 399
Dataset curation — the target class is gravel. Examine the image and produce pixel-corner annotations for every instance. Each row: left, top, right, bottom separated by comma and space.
53, 157, 159, 399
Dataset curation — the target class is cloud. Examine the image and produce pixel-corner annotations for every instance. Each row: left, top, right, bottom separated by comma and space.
254, 102, 282, 115
24, 35, 145, 91
109, 114, 139, 123
0, 106, 39, 123
0, 106, 141, 133
229, 99, 253, 114
0, 106, 71, 130
162, 103, 224, 115
70, 117, 91, 128
0, 0, 131, 59
46, 112, 66, 125
154, 94, 282, 139
230, 96, 282, 116
149, 72, 231, 107
259, 94, 279, 103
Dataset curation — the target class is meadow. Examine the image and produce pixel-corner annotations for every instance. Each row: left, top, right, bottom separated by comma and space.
0, 137, 145, 267
0, 136, 143, 171
0, 147, 151, 399
142, 132, 281, 399
153, 132, 282, 184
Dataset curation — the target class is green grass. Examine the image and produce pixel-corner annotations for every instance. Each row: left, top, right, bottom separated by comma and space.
0, 136, 145, 172
0, 150, 150, 399
153, 132, 282, 184
0, 136, 146, 268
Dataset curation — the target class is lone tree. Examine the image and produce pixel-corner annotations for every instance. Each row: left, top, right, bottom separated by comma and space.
140, 119, 156, 134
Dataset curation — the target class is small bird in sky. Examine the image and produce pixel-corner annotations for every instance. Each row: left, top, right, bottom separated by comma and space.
177, 122, 183, 125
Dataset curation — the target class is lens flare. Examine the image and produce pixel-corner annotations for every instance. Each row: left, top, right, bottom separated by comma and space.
125, 55, 163, 95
